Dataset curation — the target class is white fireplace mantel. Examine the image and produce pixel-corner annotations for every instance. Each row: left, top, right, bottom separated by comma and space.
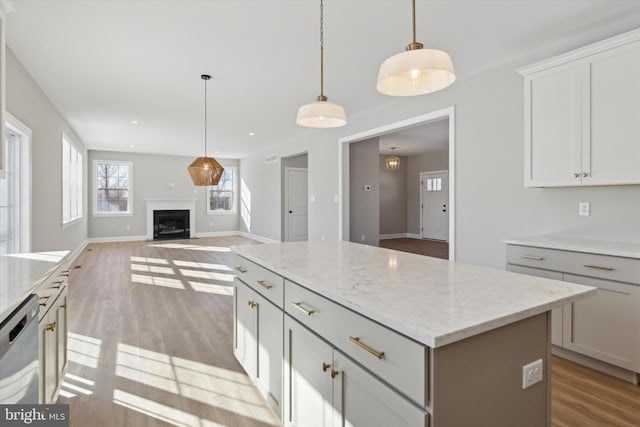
145, 199, 197, 240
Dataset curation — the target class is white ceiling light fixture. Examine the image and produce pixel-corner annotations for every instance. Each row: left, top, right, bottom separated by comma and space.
188, 74, 224, 186
377, 0, 456, 96
386, 147, 400, 171
296, 0, 346, 128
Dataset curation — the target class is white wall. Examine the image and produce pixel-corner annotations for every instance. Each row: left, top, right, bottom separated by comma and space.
238, 29, 640, 269
349, 138, 379, 246
6, 49, 88, 252
379, 155, 407, 235
88, 150, 238, 239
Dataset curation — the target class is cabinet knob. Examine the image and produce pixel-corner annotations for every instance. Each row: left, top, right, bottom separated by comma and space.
322, 362, 331, 372
574, 173, 580, 178
46, 321, 57, 332
583, 172, 588, 178
247, 300, 257, 308
330, 369, 339, 379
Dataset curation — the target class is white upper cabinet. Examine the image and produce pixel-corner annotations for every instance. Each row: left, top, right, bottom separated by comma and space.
519, 29, 640, 187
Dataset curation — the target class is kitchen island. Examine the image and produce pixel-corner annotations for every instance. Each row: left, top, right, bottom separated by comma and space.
233, 241, 596, 426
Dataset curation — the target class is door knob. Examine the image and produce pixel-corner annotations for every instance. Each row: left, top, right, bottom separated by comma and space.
289, 210, 293, 214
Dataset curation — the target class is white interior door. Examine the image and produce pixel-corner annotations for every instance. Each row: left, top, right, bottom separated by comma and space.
421, 171, 449, 241
285, 167, 308, 242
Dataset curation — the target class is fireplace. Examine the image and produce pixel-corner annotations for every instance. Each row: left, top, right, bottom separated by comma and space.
153, 209, 190, 240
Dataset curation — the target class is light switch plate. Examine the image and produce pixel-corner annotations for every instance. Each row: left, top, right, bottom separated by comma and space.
579, 201, 590, 216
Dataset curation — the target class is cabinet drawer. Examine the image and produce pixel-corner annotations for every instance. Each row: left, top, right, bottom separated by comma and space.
506, 245, 640, 284
233, 254, 284, 308
284, 280, 427, 407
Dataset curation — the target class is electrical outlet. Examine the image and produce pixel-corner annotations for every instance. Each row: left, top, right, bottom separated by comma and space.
579, 201, 590, 216
361, 234, 365, 242
522, 359, 543, 389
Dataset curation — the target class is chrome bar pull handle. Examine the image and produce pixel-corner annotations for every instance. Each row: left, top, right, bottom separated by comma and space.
583, 264, 614, 271
520, 255, 544, 261
349, 336, 385, 359
235, 266, 248, 273
257, 280, 273, 290
291, 302, 314, 316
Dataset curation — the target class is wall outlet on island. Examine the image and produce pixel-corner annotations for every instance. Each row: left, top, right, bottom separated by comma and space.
522, 358, 543, 389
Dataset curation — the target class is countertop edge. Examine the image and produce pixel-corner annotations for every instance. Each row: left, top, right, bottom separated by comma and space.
234, 247, 597, 348
502, 237, 640, 259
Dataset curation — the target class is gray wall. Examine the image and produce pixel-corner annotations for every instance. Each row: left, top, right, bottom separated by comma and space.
87, 150, 238, 238
349, 138, 379, 246
281, 153, 308, 241
237, 25, 640, 270
406, 150, 449, 235
7, 49, 88, 252
379, 155, 407, 235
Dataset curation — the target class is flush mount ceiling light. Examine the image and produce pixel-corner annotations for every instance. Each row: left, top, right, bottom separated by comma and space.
386, 147, 400, 171
296, 0, 346, 128
188, 74, 224, 186
377, 0, 456, 96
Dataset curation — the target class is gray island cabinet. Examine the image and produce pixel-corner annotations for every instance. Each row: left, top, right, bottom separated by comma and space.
233, 241, 595, 426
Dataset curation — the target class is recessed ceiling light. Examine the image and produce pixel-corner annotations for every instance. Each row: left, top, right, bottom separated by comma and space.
131, 120, 139, 125
214, 151, 220, 154
249, 132, 255, 136
129, 145, 135, 148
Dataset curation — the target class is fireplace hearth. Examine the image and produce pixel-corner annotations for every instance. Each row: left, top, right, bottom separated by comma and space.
153, 209, 190, 240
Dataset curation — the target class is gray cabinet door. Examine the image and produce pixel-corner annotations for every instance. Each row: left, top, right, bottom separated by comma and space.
332, 351, 428, 427
284, 315, 334, 427
255, 292, 283, 417
562, 274, 640, 371
507, 264, 564, 346
234, 279, 257, 378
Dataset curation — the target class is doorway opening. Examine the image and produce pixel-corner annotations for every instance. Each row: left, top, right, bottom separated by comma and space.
339, 107, 455, 260
281, 153, 308, 242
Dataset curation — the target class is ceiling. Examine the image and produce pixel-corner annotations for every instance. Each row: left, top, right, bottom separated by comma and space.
6, 1, 640, 159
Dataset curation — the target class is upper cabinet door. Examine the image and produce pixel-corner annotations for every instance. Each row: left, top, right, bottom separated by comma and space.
519, 28, 640, 188
588, 41, 640, 185
525, 65, 582, 187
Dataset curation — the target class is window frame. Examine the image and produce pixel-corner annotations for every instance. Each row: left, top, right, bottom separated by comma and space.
92, 159, 133, 216
62, 134, 83, 226
207, 166, 237, 215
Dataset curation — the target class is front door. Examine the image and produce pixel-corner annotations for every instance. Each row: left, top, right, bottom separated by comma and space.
421, 171, 449, 241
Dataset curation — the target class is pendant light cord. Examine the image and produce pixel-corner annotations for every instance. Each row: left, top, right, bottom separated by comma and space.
412, 0, 416, 44
319, 0, 324, 99
204, 77, 208, 158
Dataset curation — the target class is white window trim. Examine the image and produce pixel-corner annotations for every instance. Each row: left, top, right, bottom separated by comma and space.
207, 166, 238, 215
93, 159, 133, 216
5, 112, 32, 252
62, 133, 83, 225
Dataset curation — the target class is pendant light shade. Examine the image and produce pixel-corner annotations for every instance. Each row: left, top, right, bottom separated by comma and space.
296, 0, 347, 128
189, 74, 224, 186
377, 0, 455, 96
386, 147, 400, 171
296, 97, 346, 128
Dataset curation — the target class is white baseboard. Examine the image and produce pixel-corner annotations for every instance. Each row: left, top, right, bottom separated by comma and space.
87, 235, 147, 243
237, 231, 281, 244
379, 233, 423, 240
67, 239, 89, 266
195, 231, 239, 238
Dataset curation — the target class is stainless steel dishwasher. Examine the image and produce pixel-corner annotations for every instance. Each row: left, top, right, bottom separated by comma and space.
0, 294, 40, 403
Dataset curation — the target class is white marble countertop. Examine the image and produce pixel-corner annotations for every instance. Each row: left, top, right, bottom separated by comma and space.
503, 235, 640, 259
234, 241, 596, 348
0, 251, 69, 321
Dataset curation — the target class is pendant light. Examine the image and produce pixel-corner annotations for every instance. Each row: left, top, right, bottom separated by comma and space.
296, 0, 346, 128
188, 74, 224, 186
377, 0, 455, 96
386, 147, 400, 171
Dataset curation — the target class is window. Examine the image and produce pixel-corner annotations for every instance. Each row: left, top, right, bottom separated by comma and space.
0, 131, 20, 254
62, 135, 83, 224
94, 160, 132, 215
426, 177, 442, 192
207, 167, 236, 213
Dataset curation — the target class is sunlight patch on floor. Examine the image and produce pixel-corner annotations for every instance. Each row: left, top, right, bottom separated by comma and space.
179, 269, 234, 282
172, 259, 233, 272
188, 281, 234, 295
131, 274, 185, 289
67, 332, 103, 369
130, 256, 169, 265
131, 263, 175, 275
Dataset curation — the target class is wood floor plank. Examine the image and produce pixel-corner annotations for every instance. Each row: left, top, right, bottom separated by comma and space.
58, 236, 640, 426
379, 237, 449, 259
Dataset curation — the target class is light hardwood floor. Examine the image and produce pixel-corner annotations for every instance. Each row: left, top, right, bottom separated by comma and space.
59, 236, 640, 426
